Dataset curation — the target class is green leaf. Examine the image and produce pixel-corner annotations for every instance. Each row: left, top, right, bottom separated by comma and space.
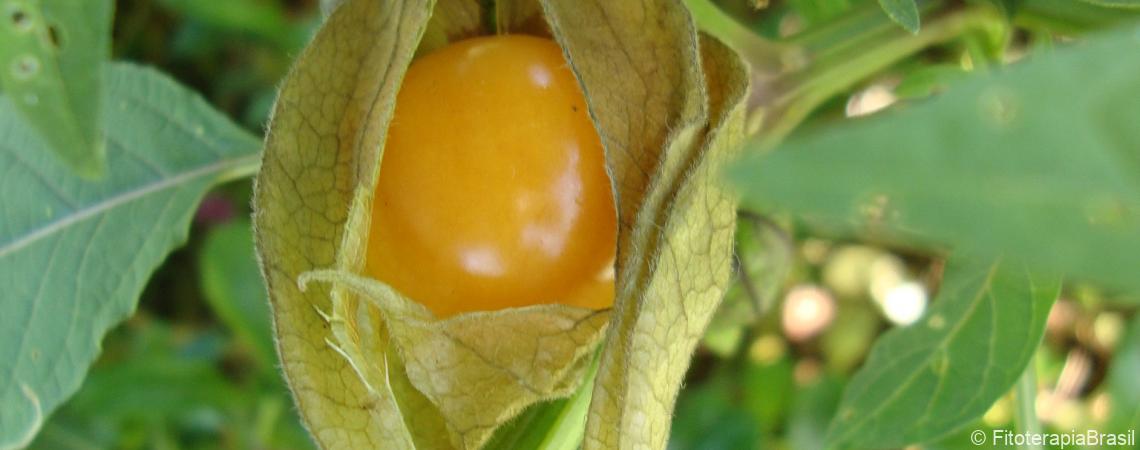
0, 63, 261, 448
1076, 0, 1140, 9
669, 370, 763, 450
48, 324, 242, 421
825, 256, 1059, 449
0, 0, 112, 178
29, 319, 314, 450
986, 0, 1023, 19
786, 0, 858, 24
1018, 0, 1140, 35
26, 321, 243, 450
788, 373, 844, 450
893, 64, 968, 99
157, 0, 305, 50
198, 219, 276, 370
877, 0, 920, 33
730, 25, 1140, 295
484, 355, 598, 450
741, 358, 796, 434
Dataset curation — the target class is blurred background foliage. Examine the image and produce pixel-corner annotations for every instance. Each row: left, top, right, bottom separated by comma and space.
30, 1, 319, 448
29, 0, 1137, 449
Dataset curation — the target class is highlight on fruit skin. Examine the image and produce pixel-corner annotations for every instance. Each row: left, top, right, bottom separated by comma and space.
365, 34, 618, 318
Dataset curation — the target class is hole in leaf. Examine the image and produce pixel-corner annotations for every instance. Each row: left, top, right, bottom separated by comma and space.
8, 6, 32, 32
47, 24, 61, 48
11, 54, 40, 80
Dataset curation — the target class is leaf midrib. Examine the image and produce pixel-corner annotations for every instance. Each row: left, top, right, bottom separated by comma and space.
828, 263, 999, 447
0, 153, 260, 258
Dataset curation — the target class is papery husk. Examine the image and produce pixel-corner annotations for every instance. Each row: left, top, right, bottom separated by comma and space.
540, 2, 750, 448
253, 0, 749, 449
254, 1, 434, 448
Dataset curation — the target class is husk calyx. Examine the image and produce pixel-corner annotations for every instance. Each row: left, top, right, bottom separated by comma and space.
253, 0, 750, 448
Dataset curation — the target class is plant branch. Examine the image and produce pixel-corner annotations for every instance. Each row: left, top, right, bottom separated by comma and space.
755, 6, 1004, 148
687, 0, 1004, 149
217, 153, 263, 183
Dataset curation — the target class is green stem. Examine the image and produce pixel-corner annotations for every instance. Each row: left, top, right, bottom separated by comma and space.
687, 0, 1003, 147
786, 0, 942, 61
1016, 0, 1140, 36
755, 6, 1003, 148
537, 355, 599, 450
483, 352, 601, 450
1014, 356, 1043, 450
217, 153, 263, 183
683, 0, 788, 74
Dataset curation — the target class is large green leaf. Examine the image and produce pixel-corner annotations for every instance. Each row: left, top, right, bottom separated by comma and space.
0, 64, 261, 448
0, 0, 113, 178
730, 25, 1140, 295
825, 256, 1059, 449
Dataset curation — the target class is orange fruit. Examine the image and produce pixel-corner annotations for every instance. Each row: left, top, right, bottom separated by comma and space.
365, 35, 616, 318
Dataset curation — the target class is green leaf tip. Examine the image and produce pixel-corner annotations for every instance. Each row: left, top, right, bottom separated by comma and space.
824, 256, 1059, 449
878, 0, 921, 33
